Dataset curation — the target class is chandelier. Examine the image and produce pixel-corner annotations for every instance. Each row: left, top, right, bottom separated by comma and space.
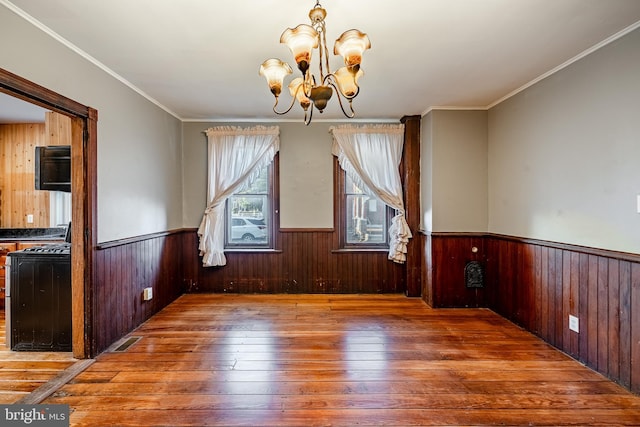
259, 0, 371, 125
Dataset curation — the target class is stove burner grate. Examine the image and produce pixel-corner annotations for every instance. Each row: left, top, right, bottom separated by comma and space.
21, 243, 71, 255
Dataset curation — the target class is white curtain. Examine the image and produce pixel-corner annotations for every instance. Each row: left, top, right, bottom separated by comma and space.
197, 126, 280, 267
329, 124, 411, 263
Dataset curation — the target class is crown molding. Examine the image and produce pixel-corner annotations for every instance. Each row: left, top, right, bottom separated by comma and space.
1, 0, 182, 120
421, 19, 640, 118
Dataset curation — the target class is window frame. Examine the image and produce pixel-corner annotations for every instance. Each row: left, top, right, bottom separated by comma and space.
334, 158, 393, 251
224, 155, 279, 251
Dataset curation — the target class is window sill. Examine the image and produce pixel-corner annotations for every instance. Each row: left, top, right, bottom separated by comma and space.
224, 248, 282, 253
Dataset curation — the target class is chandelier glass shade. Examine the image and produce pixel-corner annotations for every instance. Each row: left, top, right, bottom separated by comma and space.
259, 0, 371, 125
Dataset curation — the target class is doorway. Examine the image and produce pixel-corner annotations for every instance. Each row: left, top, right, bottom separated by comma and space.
0, 67, 97, 359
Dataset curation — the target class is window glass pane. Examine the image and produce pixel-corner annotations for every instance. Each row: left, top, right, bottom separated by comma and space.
227, 195, 269, 244
345, 173, 365, 195
237, 167, 268, 194
344, 172, 388, 245
226, 165, 272, 247
345, 194, 387, 244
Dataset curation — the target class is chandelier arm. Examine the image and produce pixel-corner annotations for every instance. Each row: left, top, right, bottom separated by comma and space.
327, 80, 356, 118
302, 72, 315, 98
271, 95, 298, 116
304, 103, 314, 126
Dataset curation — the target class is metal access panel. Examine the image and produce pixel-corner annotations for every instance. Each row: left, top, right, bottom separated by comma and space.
464, 261, 485, 288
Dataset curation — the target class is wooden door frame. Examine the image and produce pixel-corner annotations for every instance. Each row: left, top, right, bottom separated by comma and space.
0, 67, 96, 358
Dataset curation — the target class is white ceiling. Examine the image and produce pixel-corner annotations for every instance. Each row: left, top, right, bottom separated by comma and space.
0, 93, 47, 124
2, 0, 640, 123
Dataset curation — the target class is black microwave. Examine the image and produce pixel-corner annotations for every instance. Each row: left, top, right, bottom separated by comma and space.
35, 145, 71, 192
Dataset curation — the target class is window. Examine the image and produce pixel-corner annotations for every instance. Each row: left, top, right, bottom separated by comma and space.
329, 123, 410, 263
224, 158, 278, 249
49, 191, 71, 227
336, 160, 392, 249
199, 125, 280, 267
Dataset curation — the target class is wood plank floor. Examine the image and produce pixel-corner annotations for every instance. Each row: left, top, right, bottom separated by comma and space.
0, 310, 77, 403
41, 294, 640, 426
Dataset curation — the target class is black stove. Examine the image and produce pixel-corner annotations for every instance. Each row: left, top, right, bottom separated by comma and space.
19, 243, 70, 255
6, 242, 71, 351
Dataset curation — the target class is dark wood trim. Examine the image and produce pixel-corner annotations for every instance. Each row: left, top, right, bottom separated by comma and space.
401, 115, 422, 297
272, 154, 281, 250
333, 157, 347, 249
427, 231, 488, 237
280, 228, 335, 233
96, 229, 184, 249
81, 108, 98, 358
71, 115, 88, 359
488, 233, 640, 263
428, 231, 640, 263
224, 249, 283, 253
0, 68, 89, 117
0, 67, 96, 359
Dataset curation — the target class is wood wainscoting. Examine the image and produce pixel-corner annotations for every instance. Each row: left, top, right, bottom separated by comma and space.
422, 233, 488, 308
92, 230, 186, 355
424, 231, 640, 394
182, 229, 406, 294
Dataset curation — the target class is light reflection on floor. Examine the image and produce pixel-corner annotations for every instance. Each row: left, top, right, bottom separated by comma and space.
343, 327, 389, 377
222, 320, 276, 411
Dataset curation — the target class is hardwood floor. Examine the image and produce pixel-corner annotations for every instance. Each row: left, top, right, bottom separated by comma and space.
0, 309, 77, 403
37, 294, 640, 426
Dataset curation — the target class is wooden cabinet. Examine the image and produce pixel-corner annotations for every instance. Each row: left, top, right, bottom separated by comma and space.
0, 243, 18, 309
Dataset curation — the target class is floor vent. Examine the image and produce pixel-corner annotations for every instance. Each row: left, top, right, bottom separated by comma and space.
112, 336, 142, 352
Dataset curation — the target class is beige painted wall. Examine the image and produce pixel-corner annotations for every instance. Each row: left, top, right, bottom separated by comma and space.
421, 110, 488, 232
278, 122, 334, 228
182, 121, 339, 229
1, 4, 183, 243
488, 27, 640, 253
182, 121, 404, 230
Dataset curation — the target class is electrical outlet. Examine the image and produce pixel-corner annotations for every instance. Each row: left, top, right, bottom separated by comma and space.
569, 315, 579, 333
26, 214, 34, 224
143, 287, 153, 301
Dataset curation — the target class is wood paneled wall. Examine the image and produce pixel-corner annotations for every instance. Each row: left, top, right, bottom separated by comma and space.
92, 230, 185, 355
182, 229, 406, 294
424, 232, 640, 394
423, 233, 488, 308
45, 111, 72, 146
0, 123, 48, 227
0, 112, 71, 228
